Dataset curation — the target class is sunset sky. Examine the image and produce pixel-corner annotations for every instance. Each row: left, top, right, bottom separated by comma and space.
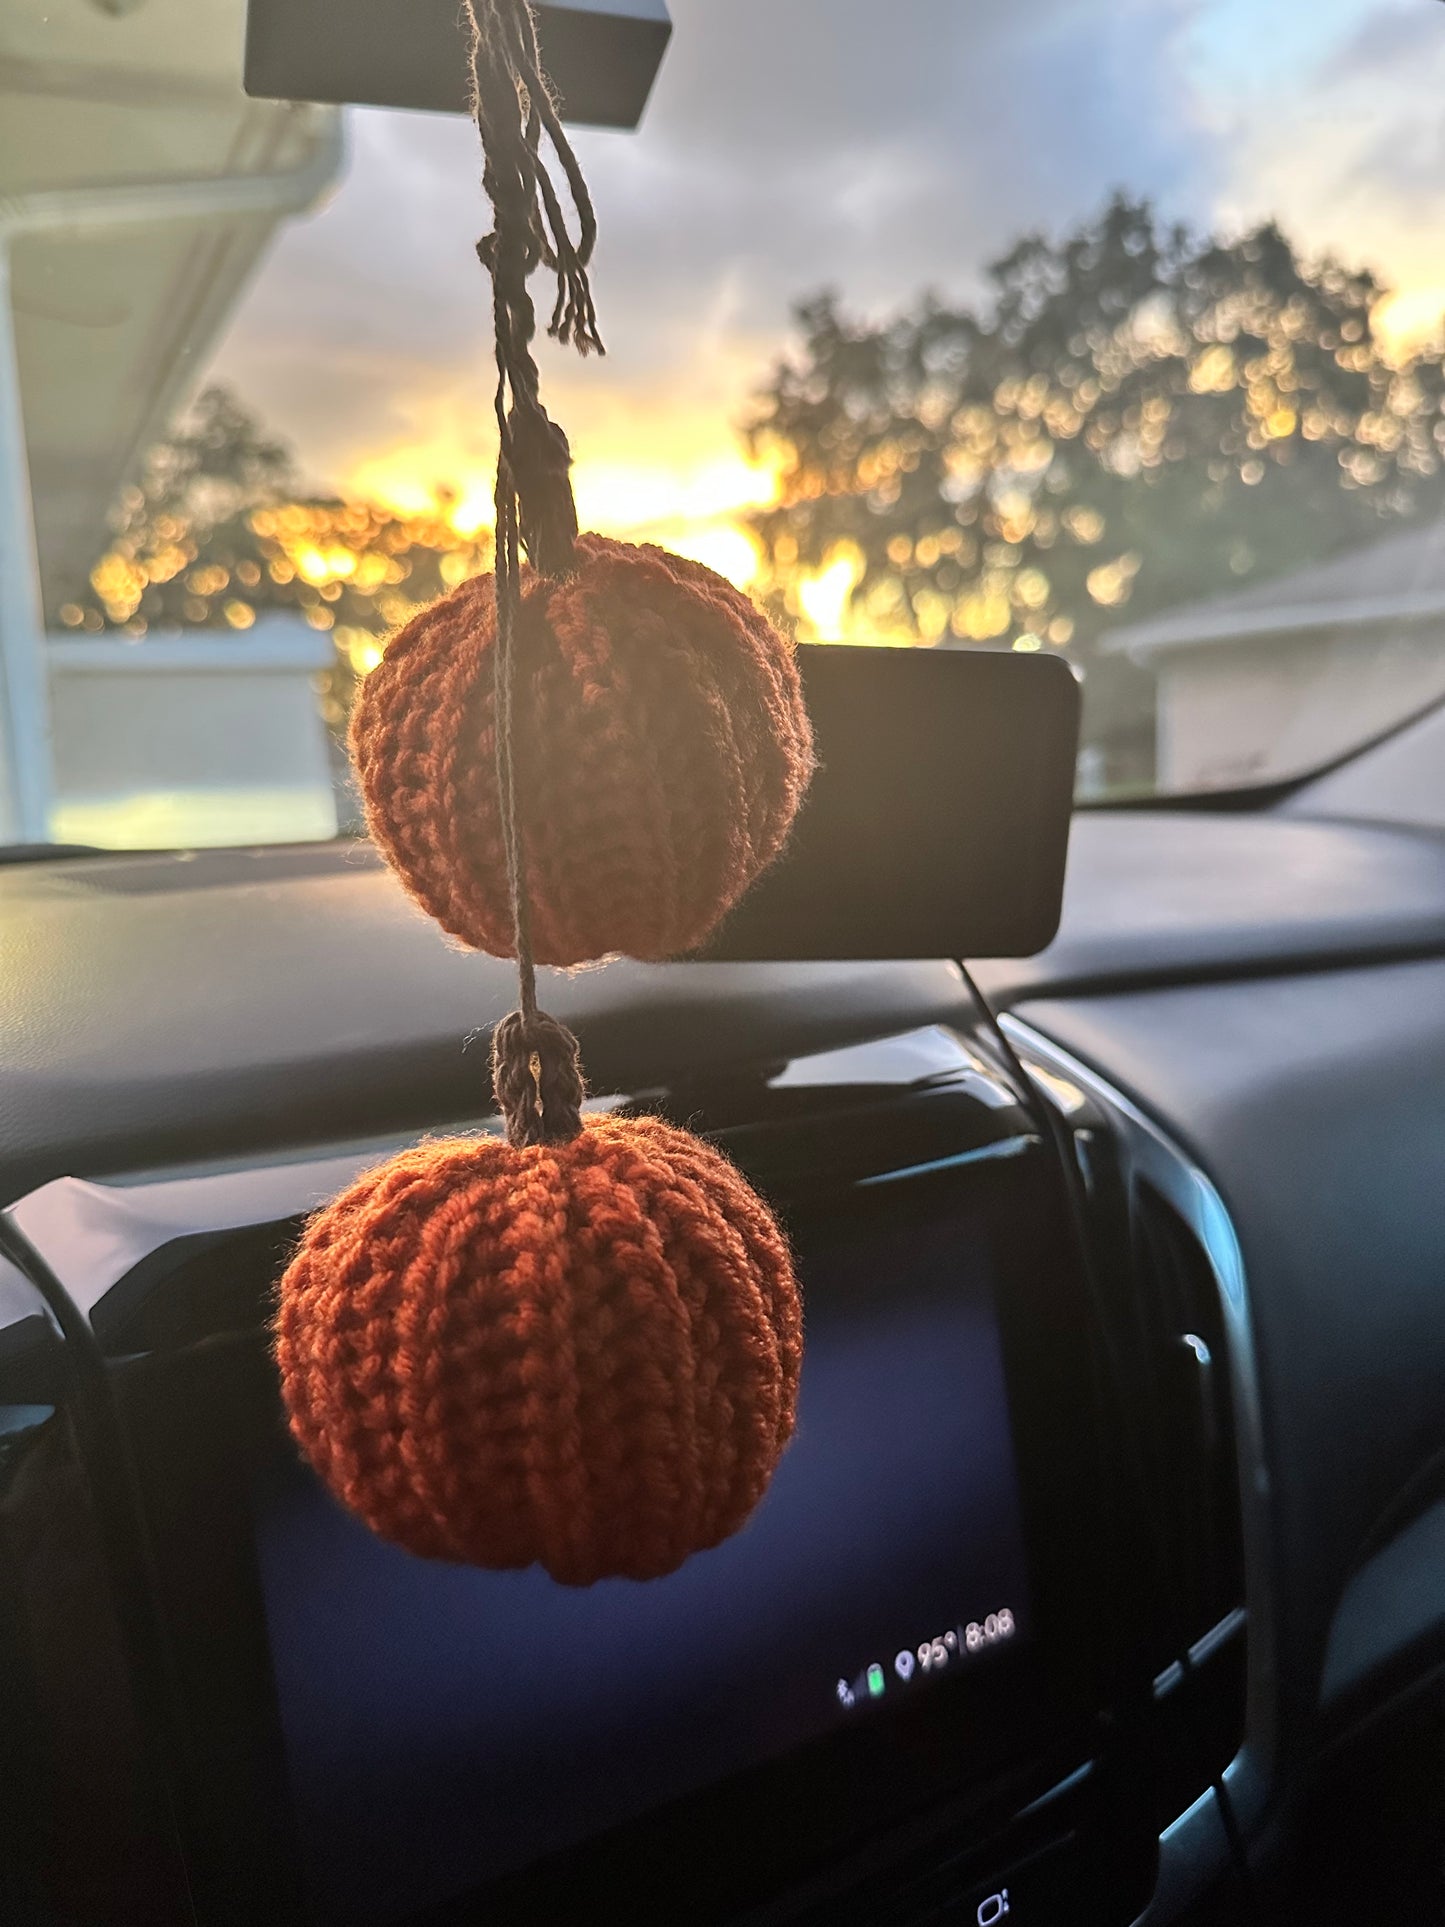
208, 0, 1445, 628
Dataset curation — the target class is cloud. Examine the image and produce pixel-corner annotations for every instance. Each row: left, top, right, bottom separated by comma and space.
208, 0, 1445, 529
1211, 1, 1445, 295
209, 0, 1213, 501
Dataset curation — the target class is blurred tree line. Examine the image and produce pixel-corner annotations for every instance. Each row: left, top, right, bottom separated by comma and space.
747, 193, 1445, 785
62, 195, 1445, 790
58, 386, 493, 739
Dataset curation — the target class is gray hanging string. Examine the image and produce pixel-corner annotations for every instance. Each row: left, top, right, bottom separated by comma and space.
467, 0, 598, 1147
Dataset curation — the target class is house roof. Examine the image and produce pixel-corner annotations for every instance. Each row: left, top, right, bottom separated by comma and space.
2, 0, 342, 607
1102, 517, 1445, 660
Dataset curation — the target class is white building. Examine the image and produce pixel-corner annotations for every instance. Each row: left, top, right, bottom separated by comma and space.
0, 0, 669, 849
0, 0, 344, 845
46, 620, 340, 847
1102, 521, 1445, 792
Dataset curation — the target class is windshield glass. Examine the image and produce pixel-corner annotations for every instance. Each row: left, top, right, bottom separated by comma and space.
5, 0, 1445, 846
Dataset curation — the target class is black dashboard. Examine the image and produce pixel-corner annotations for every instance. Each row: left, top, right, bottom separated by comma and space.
3, 804, 1445, 1924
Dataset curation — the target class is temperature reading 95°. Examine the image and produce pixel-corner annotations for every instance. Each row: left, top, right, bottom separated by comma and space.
839, 1607, 1019, 1714
964, 1608, 1016, 1654
910, 1607, 1017, 1676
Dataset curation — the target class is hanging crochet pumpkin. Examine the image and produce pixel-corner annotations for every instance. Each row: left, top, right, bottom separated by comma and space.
276, 0, 810, 1586
351, 535, 813, 965
277, 1116, 802, 1585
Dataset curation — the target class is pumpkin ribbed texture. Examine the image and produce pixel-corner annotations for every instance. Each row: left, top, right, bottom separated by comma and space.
349, 534, 814, 965
276, 1114, 802, 1587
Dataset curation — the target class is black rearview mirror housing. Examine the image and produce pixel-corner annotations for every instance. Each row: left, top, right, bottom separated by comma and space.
245, 0, 671, 130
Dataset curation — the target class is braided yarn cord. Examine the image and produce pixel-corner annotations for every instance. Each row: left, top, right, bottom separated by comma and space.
350, 535, 815, 965
276, 1115, 802, 1586
279, 1, 811, 1591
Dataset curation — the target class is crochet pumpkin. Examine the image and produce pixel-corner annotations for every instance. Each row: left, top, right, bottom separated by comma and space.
276, 0, 809, 1586
351, 535, 813, 965
276, 1116, 802, 1585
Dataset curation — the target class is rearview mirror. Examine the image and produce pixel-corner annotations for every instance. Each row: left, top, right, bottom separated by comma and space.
244, 0, 672, 129
701, 646, 1079, 962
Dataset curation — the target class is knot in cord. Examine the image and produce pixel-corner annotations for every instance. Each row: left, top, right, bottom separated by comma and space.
506, 396, 579, 580
467, 0, 604, 1144
491, 1008, 586, 1147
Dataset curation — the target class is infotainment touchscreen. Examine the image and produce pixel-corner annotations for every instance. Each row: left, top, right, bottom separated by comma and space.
253, 1193, 1034, 1925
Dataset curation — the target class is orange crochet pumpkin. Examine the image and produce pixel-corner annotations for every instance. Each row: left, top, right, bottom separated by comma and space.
349, 535, 814, 965
276, 1114, 802, 1586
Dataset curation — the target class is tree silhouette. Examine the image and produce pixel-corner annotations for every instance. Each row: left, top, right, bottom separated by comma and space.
58, 386, 494, 739
747, 194, 1445, 780
135, 384, 297, 527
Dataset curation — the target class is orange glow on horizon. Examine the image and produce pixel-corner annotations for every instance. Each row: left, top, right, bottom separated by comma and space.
339, 440, 883, 640
1373, 287, 1445, 362
342, 412, 785, 590
795, 547, 865, 642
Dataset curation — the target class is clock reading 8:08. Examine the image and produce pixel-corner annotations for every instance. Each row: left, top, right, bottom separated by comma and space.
964, 1609, 1016, 1653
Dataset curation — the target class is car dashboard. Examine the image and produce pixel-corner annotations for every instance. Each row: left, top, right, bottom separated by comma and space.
3, 806, 1445, 1924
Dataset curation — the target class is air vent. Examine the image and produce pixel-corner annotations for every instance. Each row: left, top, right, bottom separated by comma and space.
1130, 1180, 1248, 1823
1132, 1180, 1245, 1657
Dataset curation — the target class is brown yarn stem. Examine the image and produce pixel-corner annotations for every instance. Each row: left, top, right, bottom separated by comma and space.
468, 0, 602, 1144
490, 1009, 586, 1147
490, 443, 587, 1143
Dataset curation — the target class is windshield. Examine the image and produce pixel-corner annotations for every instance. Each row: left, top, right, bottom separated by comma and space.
5, 0, 1445, 847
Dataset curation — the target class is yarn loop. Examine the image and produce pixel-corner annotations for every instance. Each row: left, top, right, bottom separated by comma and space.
490, 1007, 585, 1146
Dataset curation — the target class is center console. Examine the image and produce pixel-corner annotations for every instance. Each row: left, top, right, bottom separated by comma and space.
0, 1011, 1251, 1926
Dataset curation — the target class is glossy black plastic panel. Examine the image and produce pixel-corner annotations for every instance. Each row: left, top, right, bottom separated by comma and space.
0, 1258, 189, 1923
245, 0, 672, 129
701, 648, 1079, 963
1016, 957, 1445, 1764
